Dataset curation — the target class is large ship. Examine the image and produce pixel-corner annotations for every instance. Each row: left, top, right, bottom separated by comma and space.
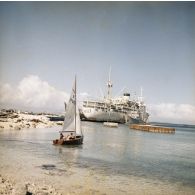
80, 70, 149, 124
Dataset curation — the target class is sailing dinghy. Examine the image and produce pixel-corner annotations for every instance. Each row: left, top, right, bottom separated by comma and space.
53, 76, 83, 145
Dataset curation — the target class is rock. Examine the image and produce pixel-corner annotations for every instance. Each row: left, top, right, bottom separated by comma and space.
10, 114, 19, 119
16, 119, 22, 122
14, 125, 21, 130
24, 182, 62, 195
32, 123, 36, 128
0, 175, 14, 195
26, 123, 30, 128
26, 191, 32, 195
0, 113, 10, 119
30, 119, 42, 123
0, 119, 7, 122
56, 122, 63, 125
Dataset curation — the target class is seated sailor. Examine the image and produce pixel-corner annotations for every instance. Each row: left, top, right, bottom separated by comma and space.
66, 133, 74, 140
60, 133, 64, 139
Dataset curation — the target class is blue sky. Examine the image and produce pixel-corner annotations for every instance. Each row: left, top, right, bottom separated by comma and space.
0, 2, 194, 124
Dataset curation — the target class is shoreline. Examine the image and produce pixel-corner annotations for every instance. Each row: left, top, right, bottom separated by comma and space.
0, 109, 63, 130
0, 110, 195, 195
1, 170, 194, 195
0, 174, 62, 195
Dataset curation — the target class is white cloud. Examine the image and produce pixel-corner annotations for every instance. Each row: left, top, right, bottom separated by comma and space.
148, 103, 195, 124
0, 75, 69, 113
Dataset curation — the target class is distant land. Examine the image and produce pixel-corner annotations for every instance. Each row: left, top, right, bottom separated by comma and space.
150, 122, 195, 129
1, 108, 194, 130
0, 108, 64, 130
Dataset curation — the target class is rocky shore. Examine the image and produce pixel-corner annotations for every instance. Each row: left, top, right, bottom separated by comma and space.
0, 174, 62, 195
0, 174, 14, 195
0, 109, 64, 130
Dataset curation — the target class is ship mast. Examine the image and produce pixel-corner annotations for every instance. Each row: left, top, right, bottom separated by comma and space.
140, 87, 143, 103
107, 66, 113, 100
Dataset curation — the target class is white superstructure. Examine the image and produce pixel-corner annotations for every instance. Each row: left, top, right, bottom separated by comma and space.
80, 69, 149, 124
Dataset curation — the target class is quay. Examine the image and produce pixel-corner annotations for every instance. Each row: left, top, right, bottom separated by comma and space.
130, 124, 175, 134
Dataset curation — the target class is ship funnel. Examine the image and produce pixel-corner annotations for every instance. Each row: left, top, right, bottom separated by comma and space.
123, 93, 130, 97
123, 93, 130, 100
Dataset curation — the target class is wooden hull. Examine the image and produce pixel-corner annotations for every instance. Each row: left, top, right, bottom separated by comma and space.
53, 136, 83, 145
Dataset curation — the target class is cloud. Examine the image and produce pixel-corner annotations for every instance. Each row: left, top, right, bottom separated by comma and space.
0, 75, 69, 113
148, 103, 195, 124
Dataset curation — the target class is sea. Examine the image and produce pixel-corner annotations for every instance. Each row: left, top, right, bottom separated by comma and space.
0, 121, 195, 194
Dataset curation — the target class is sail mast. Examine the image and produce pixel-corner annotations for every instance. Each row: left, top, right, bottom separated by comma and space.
75, 75, 77, 134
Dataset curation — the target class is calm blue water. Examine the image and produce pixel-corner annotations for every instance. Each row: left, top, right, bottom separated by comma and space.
0, 121, 195, 193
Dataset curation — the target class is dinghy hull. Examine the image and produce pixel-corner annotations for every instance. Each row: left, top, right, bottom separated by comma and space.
53, 136, 83, 145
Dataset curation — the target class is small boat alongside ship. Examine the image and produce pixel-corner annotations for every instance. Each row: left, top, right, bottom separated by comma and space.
80, 69, 149, 124
53, 76, 83, 145
103, 122, 118, 128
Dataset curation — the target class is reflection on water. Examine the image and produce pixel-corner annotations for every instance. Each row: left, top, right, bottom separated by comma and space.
0, 122, 195, 194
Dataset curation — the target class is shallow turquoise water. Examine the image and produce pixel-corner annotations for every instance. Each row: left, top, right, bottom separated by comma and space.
82, 122, 195, 186
0, 122, 195, 194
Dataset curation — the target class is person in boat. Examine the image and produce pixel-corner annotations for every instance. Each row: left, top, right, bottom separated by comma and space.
66, 133, 74, 140
60, 133, 64, 139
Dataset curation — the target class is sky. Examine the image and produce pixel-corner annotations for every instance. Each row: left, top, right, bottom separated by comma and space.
0, 2, 195, 124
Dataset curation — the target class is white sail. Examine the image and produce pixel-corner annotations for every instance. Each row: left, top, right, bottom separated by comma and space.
63, 77, 82, 135
75, 105, 82, 135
